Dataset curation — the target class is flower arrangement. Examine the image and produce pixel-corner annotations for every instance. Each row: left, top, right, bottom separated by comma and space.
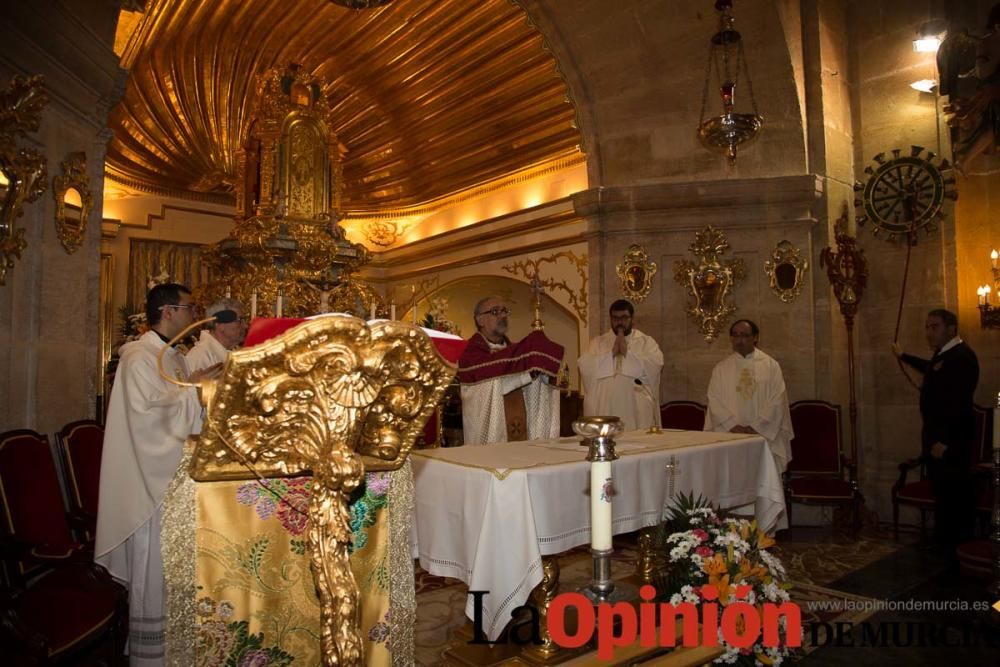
421, 296, 461, 335
654, 493, 794, 666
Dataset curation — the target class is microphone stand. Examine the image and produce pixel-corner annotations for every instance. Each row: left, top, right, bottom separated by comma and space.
633, 379, 661, 434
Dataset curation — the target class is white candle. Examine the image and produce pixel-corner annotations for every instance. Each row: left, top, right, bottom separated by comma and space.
276, 293, 283, 318
370, 299, 376, 320
991, 249, 998, 268
390, 302, 396, 321
225, 286, 231, 299
978, 287, 986, 306
590, 462, 613, 551
250, 289, 257, 320
986, 286, 992, 305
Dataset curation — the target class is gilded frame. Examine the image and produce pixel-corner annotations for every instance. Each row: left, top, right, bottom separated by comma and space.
616, 244, 657, 302
763, 240, 808, 303
53, 152, 93, 254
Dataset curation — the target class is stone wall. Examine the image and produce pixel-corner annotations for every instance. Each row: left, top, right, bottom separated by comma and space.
0, 0, 124, 434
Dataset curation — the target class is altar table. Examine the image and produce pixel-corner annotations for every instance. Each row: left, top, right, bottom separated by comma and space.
410, 429, 786, 641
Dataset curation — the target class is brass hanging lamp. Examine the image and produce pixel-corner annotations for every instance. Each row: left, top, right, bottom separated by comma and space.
697, 0, 763, 166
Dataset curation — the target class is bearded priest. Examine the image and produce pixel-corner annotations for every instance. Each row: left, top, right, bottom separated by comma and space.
457, 295, 565, 445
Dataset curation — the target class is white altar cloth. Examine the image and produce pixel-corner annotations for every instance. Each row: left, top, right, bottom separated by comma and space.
410, 429, 787, 640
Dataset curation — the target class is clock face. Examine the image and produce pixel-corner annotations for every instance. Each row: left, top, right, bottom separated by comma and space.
854, 147, 957, 242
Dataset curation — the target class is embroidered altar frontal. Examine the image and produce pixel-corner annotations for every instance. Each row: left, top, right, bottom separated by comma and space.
162, 452, 416, 666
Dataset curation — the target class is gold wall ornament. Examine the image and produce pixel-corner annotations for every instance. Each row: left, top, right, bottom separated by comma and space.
673, 226, 746, 342
190, 316, 456, 665
52, 152, 93, 254
615, 244, 657, 303
0, 75, 48, 286
763, 240, 808, 303
501, 250, 589, 321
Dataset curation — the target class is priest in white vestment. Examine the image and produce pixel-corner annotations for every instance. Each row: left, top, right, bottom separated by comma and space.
578, 299, 663, 431
458, 296, 565, 445
704, 319, 793, 473
184, 297, 247, 372
96, 284, 215, 666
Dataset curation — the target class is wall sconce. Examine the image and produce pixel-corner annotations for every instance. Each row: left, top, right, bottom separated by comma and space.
978, 248, 1000, 329
912, 19, 947, 53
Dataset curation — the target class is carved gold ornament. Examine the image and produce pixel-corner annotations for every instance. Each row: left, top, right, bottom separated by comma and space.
673, 226, 746, 342
200, 65, 373, 316
0, 75, 48, 286
52, 152, 92, 254
616, 244, 657, 303
190, 316, 455, 665
763, 240, 808, 303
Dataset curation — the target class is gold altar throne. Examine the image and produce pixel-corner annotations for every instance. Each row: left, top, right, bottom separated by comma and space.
161, 316, 456, 666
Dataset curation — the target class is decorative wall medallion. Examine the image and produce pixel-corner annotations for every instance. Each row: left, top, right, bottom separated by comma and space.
53, 152, 93, 254
673, 226, 745, 342
0, 75, 48, 286
763, 240, 808, 303
854, 146, 956, 244
615, 244, 657, 303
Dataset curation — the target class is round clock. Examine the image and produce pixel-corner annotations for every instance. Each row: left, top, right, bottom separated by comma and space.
853, 146, 957, 243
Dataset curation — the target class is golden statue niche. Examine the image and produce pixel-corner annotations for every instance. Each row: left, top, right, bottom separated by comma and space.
200, 64, 381, 317
164, 316, 456, 666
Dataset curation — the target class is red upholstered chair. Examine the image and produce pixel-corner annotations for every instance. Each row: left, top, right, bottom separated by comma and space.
0, 430, 90, 580
0, 429, 126, 664
783, 401, 862, 532
659, 401, 707, 431
891, 404, 991, 538
56, 420, 103, 541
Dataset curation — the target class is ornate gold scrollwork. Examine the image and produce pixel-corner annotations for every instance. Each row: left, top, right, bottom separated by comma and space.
0, 75, 48, 286
763, 240, 808, 303
502, 250, 589, 321
616, 244, 657, 303
673, 226, 746, 342
53, 152, 92, 254
190, 316, 455, 665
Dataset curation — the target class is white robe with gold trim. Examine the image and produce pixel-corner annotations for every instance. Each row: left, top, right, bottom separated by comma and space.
96, 331, 203, 665
704, 348, 793, 473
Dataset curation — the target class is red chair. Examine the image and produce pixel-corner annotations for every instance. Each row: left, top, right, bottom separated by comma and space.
659, 401, 707, 431
0, 430, 90, 579
892, 405, 991, 538
56, 420, 103, 541
783, 401, 862, 532
0, 429, 126, 664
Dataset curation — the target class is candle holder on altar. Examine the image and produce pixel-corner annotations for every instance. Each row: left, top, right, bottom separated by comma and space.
574, 416, 636, 604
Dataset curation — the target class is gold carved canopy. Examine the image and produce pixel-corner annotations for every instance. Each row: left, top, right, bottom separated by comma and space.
108, 0, 582, 210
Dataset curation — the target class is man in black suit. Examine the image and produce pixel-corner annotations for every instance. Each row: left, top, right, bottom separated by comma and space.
893, 308, 979, 548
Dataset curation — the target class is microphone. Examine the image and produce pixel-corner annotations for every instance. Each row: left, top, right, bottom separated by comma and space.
633, 379, 662, 434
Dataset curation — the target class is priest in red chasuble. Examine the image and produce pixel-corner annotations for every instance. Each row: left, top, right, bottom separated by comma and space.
457, 295, 565, 445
